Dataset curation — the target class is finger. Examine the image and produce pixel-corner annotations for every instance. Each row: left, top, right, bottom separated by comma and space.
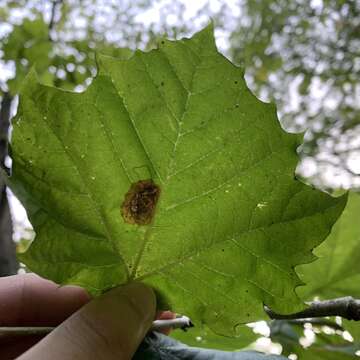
0, 274, 90, 326
156, 310, 176, 335
18, 282, 156, 360
0, 274, 90, 359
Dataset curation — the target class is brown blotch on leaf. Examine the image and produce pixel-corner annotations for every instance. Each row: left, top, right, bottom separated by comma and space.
121, 179, 160, 225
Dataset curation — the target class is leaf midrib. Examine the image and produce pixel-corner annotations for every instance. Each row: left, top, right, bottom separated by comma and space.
107, 41, 206, 280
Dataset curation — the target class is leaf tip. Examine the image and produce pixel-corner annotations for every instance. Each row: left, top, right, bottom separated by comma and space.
188, 22, 217, 50
18, 67, 40, 95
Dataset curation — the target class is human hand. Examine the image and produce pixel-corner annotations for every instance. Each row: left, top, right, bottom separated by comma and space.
0, 274, 156, 360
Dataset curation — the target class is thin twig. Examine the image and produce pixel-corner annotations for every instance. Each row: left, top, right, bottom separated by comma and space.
48, 0, 63, 40
2, 297, 359, 338
0, 316, 193, 337
0, 92, 18, 276
265, 297, 360, 321
0, 92, 12, 169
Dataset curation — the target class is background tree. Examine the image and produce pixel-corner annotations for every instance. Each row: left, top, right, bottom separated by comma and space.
227, 0, 360, 189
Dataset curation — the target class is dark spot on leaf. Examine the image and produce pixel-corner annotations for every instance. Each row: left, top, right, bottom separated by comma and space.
235, 104, 239, 108
221, 249, 225, 252
121, 179, 160, 225
161, 40, 165, 45
160, 81, 164, 86
234, 80, 238, 84
247, 313, 250, 317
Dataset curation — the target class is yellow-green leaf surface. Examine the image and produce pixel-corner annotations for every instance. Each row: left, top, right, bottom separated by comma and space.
10, 26, 346, 337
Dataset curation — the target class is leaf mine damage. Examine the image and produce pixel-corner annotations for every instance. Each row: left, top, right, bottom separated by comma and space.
121, 180, 160, 225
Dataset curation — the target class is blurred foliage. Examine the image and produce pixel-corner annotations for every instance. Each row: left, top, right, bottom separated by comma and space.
227, 0, 360, 188
3, 18, 52, 92
174, 324, 258, 351
270, 318, 360, 359
298, 192, 360, 301
16, 236, 32, 254
0, 0, 149, 93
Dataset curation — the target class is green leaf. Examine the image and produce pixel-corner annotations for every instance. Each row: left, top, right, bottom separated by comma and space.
173, 324, 258, 351
2, 17, 52, 94
10, 25, 346, 339
297, 192, 360, 345
298, 192, 360, 300
270, 319, 359, 359
343, 320, 360, 344
291, 344, 359, 360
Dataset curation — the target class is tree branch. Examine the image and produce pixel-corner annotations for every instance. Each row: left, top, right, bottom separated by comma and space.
265, 297, 360, 321
48, 0, 63, 40
0, 92, 12, 165
0, 92, 18, 276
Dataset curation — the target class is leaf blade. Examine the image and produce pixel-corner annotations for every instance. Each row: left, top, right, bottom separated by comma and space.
11, 26, 347, 340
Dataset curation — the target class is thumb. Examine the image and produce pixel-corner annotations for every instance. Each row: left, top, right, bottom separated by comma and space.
18, 282, 156, 360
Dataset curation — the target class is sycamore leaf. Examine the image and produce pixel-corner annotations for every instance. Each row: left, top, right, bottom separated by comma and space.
297, 192, 360, 346
298, 192, 360, 300
173, 323, 258, 351
10, 25, 346, 338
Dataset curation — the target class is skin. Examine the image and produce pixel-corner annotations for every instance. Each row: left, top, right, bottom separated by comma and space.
0, 274, 156, 360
